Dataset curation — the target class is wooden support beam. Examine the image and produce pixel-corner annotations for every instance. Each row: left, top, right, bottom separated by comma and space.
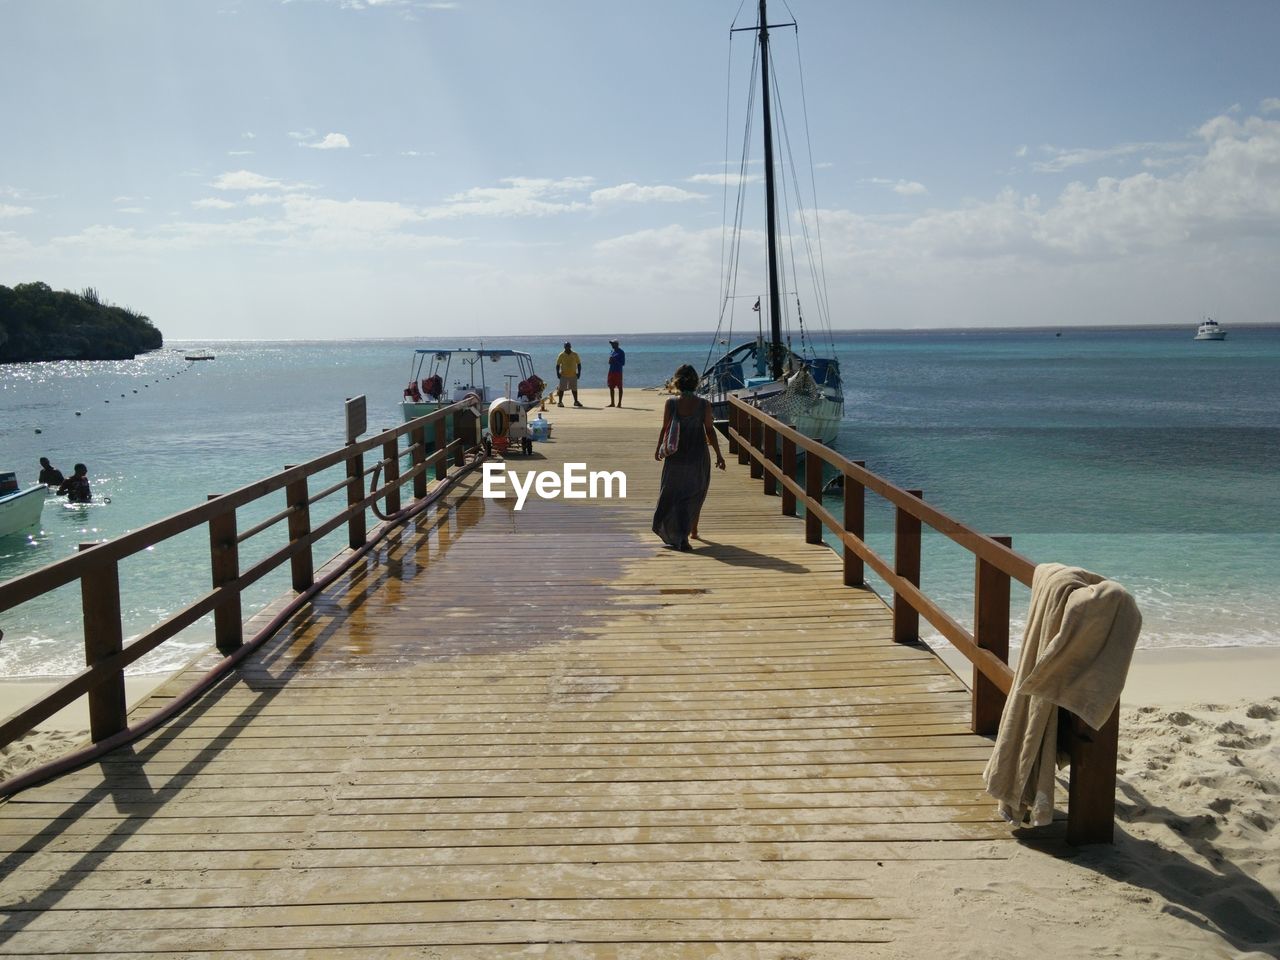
972, 535, 1012, 735
77, 543, 127, 742
893, 489, 924, 644
1067, 706, 1120, 845
382, 436, 401, 515
206, 496, 243, 655
762, 425, 777, 496
411, 424, 428, 498
434, 419, 448, 481
284, 470, 313, 592
781, 437, 797, 516
345, 450, 366, 548
843, 462, 866, 587
749, 416, 764, 480
804, 455, 824, 544
452, 411, 469, 466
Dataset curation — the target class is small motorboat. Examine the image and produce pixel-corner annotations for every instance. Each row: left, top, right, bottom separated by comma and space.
401, 348, 544, 422
1194, 317, 1227, 341
0, 472, 44, 538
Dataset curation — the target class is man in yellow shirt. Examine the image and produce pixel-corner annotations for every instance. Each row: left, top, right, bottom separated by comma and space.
555, 341, 584, 407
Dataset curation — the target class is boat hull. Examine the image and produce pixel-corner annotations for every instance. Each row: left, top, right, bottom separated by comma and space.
1193, 331, 1227, 341
0, 486, 45, 538
711, 382, 843, 445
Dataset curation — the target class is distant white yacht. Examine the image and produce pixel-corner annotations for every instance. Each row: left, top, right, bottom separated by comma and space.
1194, 317, 1227, 341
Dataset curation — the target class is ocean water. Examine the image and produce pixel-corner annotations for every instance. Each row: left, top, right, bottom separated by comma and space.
1, 327, 1277, 678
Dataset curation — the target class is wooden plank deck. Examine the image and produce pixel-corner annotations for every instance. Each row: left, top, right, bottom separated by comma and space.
0, 388, 1044, 957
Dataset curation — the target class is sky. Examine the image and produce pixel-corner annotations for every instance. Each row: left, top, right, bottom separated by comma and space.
2, 0, 1279, 339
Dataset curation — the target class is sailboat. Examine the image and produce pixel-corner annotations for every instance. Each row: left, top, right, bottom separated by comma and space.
699, 0, 844, 444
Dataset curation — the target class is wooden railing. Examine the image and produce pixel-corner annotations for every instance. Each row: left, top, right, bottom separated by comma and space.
727, 397, 1120, 845
0, 400, 480, 751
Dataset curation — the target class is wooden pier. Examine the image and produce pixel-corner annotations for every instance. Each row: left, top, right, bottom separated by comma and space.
0, 389, 1090, 956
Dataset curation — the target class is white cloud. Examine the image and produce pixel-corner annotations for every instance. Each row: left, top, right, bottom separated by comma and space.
0, 203, 35, 218
211, 170, 306, 192
1030, 139, 1193, 173
193, 197, 237, 209
1262, 98, 1280, 114
242, 131, 256, 140
228, 150, 255, 157
583, 224, 726, 291
302, 132, 351, 150
280, 195, 423, 234
1015, 145, 1028, 158
687, 172, 761, 186
820, 111, 1280, 264
862, 177, 929, 196
422, 176, 594, 219
213, 170, 283, 191
288, 129, 316, 141
590, 183, 705, 205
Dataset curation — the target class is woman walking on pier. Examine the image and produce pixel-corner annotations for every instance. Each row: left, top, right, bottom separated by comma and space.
652, 364, 726, 552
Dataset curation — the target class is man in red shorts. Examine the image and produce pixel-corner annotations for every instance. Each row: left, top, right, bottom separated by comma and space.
607, 338, 625, 407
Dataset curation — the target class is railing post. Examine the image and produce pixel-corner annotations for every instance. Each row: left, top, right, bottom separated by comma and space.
804, 453, 824, 544
781, 437, 797, 516
207, 495, 243, 654
452, 410, 468, 466
78, 543, 127, 742
843, 462, 866, 586
972, 534, 1012, 735
284, 468, 313, 592
1066, 706, 1120, 845
762, 424, 777, 496
382, 434, 402, 515
411, 423, 428, 497
434, 418, 448, 481
737, 406, 750, 466
727, 403, 739, 457
893, 489, 924, 644
346, 447, 367, 549
748, 414, 763, 480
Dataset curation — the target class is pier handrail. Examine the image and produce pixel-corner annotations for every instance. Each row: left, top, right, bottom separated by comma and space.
726, 396, 1120, 845
0, 399, 481, 750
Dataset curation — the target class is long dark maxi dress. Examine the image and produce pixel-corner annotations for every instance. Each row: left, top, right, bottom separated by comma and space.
652, 396, 711, 547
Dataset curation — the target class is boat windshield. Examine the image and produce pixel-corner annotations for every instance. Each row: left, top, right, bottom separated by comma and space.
407, 349, 538, 403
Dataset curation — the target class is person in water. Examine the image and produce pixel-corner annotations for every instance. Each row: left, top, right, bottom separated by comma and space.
38, 457, 65, 486
58, 463, 92, 503
652, 364, 726, 551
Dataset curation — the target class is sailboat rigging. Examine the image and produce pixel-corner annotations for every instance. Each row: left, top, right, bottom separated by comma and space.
700, 0, 845, 444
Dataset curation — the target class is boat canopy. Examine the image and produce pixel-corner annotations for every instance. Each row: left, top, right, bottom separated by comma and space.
413, 348, 533, 359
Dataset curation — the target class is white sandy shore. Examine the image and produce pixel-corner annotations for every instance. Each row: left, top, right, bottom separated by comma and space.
2, 652, 1277, 956
0, 674, 168, 782
933, 644, 1280, 708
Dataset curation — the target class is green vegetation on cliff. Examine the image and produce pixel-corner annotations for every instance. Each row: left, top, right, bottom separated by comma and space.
0, 282, 164, 363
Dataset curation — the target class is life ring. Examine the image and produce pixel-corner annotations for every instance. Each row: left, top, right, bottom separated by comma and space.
489, 406, 511, 438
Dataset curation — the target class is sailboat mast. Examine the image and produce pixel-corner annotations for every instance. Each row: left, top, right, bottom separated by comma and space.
757, 0, 784, 380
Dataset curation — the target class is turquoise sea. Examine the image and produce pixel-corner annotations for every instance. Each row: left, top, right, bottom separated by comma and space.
2, 327, 1278, 678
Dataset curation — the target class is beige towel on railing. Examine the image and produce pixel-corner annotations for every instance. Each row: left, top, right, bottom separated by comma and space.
982, 563, 1142, 826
